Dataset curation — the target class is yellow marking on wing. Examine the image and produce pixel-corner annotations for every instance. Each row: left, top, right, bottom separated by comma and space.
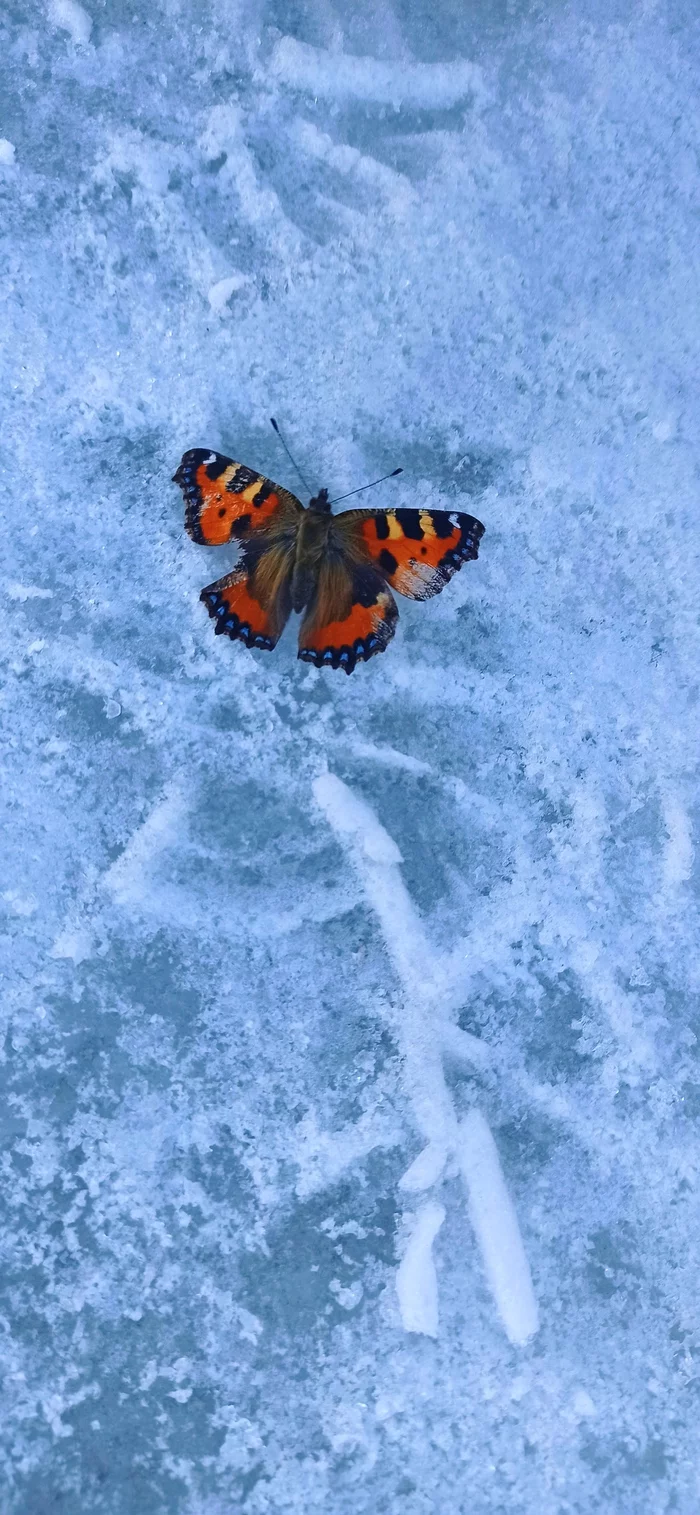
239, 478, 267, 504
419, 511, 436, 538
386, 515, 406, 540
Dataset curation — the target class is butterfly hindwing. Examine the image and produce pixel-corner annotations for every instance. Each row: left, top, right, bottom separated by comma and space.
343, 506, 485, 599
201, 534, 296, 651
173, 448, 303, 546
297, 555, 398, 675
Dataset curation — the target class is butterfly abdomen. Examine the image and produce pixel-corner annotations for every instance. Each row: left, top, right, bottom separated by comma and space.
291, 509, 333, 613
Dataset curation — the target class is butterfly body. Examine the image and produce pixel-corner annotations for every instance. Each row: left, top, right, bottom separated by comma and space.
173, 448, 485, 674
291, 492, 335, 613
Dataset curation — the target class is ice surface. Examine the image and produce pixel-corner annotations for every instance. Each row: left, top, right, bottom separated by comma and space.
1, 0, 699, 1510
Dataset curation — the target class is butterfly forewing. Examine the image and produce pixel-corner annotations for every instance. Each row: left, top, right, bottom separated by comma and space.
339, 506, 485, 600
174, 447, 303, 652
173, 448, 303, 546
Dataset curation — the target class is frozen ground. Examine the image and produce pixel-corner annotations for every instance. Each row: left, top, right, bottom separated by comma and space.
1, 0, 699, 1510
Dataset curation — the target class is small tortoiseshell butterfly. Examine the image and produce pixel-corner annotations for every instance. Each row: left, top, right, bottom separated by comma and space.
173, 444, 485, 674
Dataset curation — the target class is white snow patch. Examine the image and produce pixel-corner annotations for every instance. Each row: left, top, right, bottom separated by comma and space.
661, 794, 693, 887
2, 891, 37, 917
329, 1279, 363, 1311
103, 778, 187, 907
396, 1201, 445, 1337
293, 1106, 402, 1200
207, 274, 250, 312
314, 772, 402, 867
457, 1110, 539, 1346
314, 771, 538, 1345
440, 1022, 494, 1074
50, 926, 93, 963
268, 38, 486, 110
48, 0, 92, 45
0, 139, 16, 167
291, 119, 417, 216
6, 582, 53, 601
572, 1389, 597, 1419
343, 739, 432, 777
399, 1141, 449, 1195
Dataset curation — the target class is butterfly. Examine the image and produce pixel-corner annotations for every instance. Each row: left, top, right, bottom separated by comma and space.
173, 447, 485, 674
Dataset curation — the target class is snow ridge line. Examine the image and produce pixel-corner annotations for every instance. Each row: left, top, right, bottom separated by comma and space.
313, 770, 539, 1346
268, 37, 488, 110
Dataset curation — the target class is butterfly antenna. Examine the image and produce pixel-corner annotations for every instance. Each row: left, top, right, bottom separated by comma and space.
270, 417, 312, 496
329, 468, 403, 506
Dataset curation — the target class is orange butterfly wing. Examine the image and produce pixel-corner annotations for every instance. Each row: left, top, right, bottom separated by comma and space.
200, 541, 295, 651
297, 554, 398, 674
296, 504, 484, 674
342, 506, 485, 599
174, 448, 303, 652
173, 449, 303, 546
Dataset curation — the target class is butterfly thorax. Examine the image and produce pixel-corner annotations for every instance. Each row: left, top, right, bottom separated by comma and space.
291, 503, 334, 613
308, 488, 331, 514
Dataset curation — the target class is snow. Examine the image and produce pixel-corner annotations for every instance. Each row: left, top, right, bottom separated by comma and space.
396, 1199, 445, 1337
1, 0, 700, 1510
457, 1110, 539, 1347
47, 0, 92, 46
268, 37, 487, 109
315, 769, 534, 1339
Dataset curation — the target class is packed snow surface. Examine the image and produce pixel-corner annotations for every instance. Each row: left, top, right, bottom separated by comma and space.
1, 1, 699, 1511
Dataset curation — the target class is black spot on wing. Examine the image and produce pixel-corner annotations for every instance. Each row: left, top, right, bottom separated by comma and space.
393, 509, 424, 541
378, 548, 398, 577
429, 511, 485, 558
351, 564, 385, 608
462, 515, 486, 546
225, 464, 259, 492
431, 512, 458, 540
451, 515, 485, 559
204, 452, 233, 480
373, 514, 391, 540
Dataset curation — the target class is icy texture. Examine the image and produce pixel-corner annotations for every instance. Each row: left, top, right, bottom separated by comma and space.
1, 0, 699, 1510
